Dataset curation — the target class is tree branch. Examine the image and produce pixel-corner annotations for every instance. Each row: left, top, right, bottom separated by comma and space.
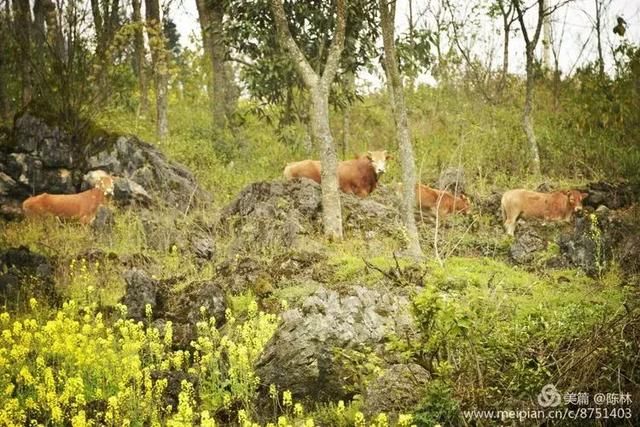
270, 0, 319, 88
320, 0, 347, 88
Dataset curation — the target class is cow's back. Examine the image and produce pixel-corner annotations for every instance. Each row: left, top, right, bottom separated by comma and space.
337, 158, 377, 196
502, 189, 571, 221
22, 188, 105, 223
417, 184, 468, 216
283, 160, 321, 183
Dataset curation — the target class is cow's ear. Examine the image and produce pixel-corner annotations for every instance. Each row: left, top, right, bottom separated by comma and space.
581, 192, 589, 199
366, 151, 373, 160
384, 151, 392, 160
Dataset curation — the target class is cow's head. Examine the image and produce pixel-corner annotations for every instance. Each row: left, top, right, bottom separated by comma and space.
85, 170, 115, 196
566, 190, 588, 212
96, 176, 115, 196
366, 150, 391, 177
455, 193, 471, 214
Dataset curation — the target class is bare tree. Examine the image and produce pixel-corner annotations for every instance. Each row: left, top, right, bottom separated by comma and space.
145, 0, 169, 139
583, 0, 613, 77
270, 0, 346, 239
445, 0, 495, 102
132, 0, 149, 114
512, 0, 559, 175
379, 0, 422, 258
494, 0, 517, 85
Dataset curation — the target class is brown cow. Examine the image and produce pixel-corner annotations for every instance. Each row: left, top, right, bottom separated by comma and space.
283, 150, 390, 197
402, 183, 470, 219
501, 189, 588, 236
22, 175, 115, 225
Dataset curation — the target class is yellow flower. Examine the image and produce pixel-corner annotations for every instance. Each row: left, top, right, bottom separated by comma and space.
29, 298, 38, 311
374, 413, 389, 427
269, 384, 277, 400
4, 383, 15, 396
398, 414, 414, 427
18, 366, 34, 386
282, 390, 293, 408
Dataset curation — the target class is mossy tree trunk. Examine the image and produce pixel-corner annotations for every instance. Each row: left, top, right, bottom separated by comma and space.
379, 0, 422, 258
196, 0, 233, 133
270, 0, 346, 240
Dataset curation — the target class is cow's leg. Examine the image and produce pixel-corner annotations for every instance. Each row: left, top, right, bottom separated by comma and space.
503, 213, 517, 236
355, 188, 368, 198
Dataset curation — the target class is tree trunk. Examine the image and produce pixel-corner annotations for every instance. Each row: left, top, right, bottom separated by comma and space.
195, 0, 214, 115
197, 0, 232, 132
524, 51, 541, 174
541, 0, 552, 71
502, 21, 510, 80
43, 0, 64, 60
13, 0, 33, 106
90, 0, 107, 99
379, 0, 422, 258
595, 0, 604, 77
311, 85, 343, 239
0, 9, 10, 121
499, 2, 513, 84
270, 0, 346, 240
341, 70, 354, 159
145, 0, 169, 139
513, 0, 544, 175
33, 0, 46, 50
132, 0, 149, 114
210, 0, 227, 131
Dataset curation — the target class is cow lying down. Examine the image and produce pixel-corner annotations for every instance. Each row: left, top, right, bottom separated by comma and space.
501, 189, 588, 236
415, 184, 470, 218
22, 174, 115, 225
396, 183, 470, 219
283, 150, 390, 198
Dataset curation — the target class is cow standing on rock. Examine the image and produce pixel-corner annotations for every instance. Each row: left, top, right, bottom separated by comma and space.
283, 150, 391, 198
22, 173, 115, 225
501, 189, 588, 236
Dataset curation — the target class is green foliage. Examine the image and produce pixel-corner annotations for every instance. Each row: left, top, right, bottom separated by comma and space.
389, 256, 635, 423
225, 0, 379, 125
413, 379, 459, 427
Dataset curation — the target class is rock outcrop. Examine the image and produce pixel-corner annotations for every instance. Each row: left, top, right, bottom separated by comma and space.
221, 179, 402, 255
0, 113, 208, 218
255, 286, 412, 403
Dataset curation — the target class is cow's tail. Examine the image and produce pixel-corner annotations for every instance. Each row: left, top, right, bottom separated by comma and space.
500, 197, 507, 222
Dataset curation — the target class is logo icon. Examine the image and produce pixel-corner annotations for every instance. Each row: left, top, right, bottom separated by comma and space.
537, 384, 562, 407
